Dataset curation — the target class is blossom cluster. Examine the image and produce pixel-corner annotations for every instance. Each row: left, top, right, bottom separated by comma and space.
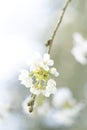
19, 52, 59, 97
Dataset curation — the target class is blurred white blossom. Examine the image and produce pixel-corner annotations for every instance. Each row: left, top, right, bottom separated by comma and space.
31, 87, 84, 127
36, 101, 50, 116
50, 87, 84, 126
52, 87, 75, 108
46, 103, 84, 127
19, 52, 59, 97
71, 32, 87, 65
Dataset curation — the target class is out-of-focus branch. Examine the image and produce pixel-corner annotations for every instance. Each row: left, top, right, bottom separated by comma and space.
27, 94, 36, 112
46, 0, 72, 54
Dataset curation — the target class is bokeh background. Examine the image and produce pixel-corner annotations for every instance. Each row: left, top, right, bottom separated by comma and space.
0, 0, 87, 130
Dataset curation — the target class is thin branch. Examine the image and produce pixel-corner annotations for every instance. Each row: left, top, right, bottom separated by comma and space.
46, 0, 72, 54
27, 94, 36, 112
27, 0, 72, 113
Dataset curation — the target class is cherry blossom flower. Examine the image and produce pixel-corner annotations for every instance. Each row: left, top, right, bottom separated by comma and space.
19, 52, 59, 97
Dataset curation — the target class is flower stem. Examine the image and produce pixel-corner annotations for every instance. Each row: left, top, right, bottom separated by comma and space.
46, 0, 72, 54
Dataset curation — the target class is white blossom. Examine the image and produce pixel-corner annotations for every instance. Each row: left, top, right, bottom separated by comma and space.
19, 70, 33, 88
19, 53, 59, 97
71, 32, 87, 65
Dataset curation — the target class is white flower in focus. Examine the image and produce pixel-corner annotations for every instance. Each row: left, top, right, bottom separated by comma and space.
50, 67, 59, 77
19, 53, 59, 97
19, 70, 33, 88
71, 32, 87, 65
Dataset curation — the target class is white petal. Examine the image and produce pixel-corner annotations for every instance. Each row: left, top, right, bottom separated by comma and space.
47, 79, 56, 86
44, 86, 56, 97
19, 70, 28, 80
23, 77, 33, 88
27, 52, 42, 68
40, 63, 49, 71
44, 79, 56, 97
19, 69, 33, 88
73, 32, 85, 46
43, 53, 50, 62
50, 67, 59, 77
43, 53, 54, 66
48, 59, 54, 66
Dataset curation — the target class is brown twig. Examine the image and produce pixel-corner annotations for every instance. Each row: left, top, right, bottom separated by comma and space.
46, 0, 72, 54
27, 94, 36, 113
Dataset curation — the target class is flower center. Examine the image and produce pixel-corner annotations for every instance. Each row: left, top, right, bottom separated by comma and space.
33, 67, 49, 81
